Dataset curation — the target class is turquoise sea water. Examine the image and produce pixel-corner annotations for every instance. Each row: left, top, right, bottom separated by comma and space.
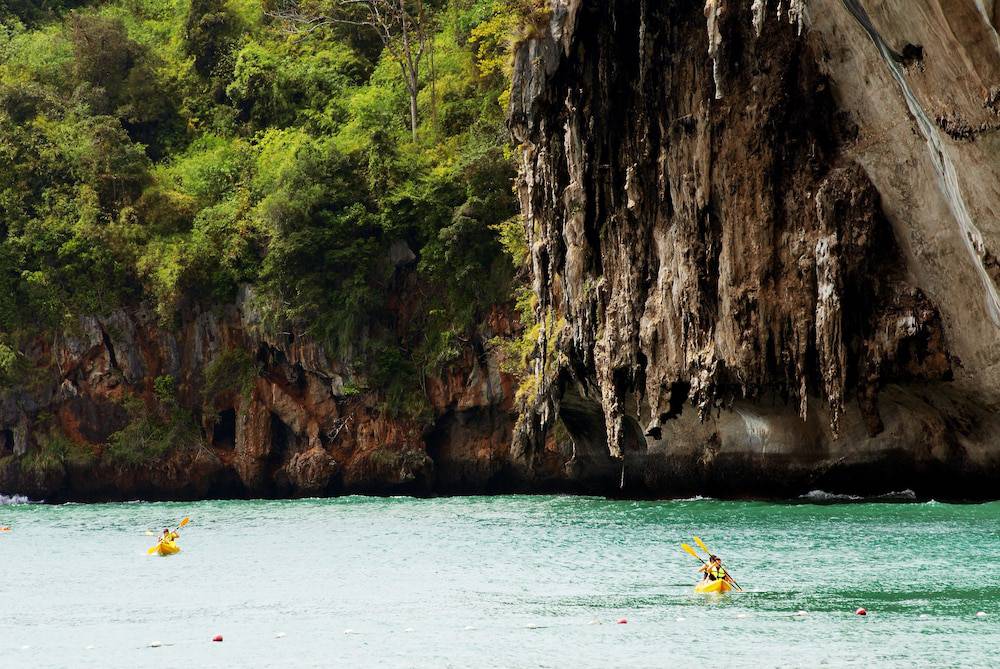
2, 495, 998, 668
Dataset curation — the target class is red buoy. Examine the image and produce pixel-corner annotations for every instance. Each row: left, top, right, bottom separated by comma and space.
617, 618, 628, 625
212, 634, 224, 642
855, 608, 867, 616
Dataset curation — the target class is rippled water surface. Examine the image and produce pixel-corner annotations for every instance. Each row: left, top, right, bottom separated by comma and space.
3, 495, 999, 668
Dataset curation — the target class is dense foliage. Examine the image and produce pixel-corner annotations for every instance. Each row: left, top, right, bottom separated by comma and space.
0, 0, 535, 415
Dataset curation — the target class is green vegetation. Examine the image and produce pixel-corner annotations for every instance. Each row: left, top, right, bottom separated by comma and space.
365, 444, 432, 480
0, 340, 19, 382
0, 0, 536, 416
105, 393, 201, 468
3, 416, 98, 486
202, 349, 257, 402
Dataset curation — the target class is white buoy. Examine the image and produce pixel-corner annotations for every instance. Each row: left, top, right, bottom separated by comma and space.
463, 625, 477, 631
795, 610, 808, 617
274, 632, 286, 639
976, 611, 987, 617
149, 641, 162, 648
919, 614, 930, 619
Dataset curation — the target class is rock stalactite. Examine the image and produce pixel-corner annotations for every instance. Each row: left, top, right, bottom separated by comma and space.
509, 0, 1000, 498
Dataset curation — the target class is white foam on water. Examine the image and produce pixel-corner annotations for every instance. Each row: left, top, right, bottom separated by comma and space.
877, 489, 917, 501
800, 490, 863, 502
0, 494, 34, 505
800, 489, 917, 502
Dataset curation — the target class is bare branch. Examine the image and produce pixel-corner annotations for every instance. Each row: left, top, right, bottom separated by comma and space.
267, 0, 432, 139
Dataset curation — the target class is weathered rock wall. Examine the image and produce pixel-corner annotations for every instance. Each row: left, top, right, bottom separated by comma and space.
0, 286, 577, 501
510, 0, 1000, 498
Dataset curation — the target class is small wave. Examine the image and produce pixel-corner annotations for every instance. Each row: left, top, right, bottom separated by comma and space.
876, 489, 917, 501
800, 490, 862, 502
800, 489, 919, 503
0, 493, 35, 505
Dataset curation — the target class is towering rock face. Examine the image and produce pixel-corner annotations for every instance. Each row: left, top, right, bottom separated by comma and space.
510, 0, 1000, 497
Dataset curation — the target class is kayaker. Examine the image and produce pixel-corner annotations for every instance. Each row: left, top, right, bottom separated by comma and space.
160, 527, 179, 542
699, 554, 729, 582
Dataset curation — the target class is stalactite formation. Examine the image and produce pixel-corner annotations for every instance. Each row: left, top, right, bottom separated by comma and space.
508, 0, 1000, 498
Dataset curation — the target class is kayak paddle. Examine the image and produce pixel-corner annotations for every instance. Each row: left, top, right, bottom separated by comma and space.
146, 517, 190, 554
693, 536, 743, 591
681, 543, 707, 564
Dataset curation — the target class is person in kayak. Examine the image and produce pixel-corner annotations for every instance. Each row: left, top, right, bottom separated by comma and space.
160, 527, 179, 543
699, 554, 730, 583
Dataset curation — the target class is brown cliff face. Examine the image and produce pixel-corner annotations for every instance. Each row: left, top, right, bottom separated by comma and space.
509, 0, 1000, 498
0, 285, 565, 501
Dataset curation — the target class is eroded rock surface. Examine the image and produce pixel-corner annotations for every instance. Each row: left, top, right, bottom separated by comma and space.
0, 287, 558, 501
509, 0, 1000, 498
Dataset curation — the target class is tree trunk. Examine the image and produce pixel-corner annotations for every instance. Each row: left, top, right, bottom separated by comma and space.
408, 84, 419, 141
400, 0, 419, 141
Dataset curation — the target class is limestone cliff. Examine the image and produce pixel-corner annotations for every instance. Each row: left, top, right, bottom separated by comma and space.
510, 0, 1000, 498
0, 285, 551, 501
4, 0, 1000, 501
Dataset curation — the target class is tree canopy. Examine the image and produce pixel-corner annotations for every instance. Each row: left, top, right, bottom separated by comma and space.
0, 0, 534, 414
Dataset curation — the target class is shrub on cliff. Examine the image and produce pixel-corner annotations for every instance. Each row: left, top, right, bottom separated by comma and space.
202, 350, 257, 404
1, 422, 97, 493
105, 396, 202, 468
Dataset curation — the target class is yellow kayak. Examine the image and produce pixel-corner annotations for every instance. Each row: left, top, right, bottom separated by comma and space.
155, 540, 181, 556
694, 579, 732, 593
